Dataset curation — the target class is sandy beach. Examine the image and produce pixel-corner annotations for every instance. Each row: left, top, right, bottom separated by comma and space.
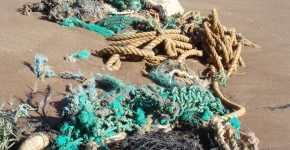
0, 0, 289, 149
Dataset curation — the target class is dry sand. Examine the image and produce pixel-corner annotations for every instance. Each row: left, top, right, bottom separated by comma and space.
0, 0, 290, 149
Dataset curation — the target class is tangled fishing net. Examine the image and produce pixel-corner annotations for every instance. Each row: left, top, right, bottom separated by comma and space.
4, 0, 262, 149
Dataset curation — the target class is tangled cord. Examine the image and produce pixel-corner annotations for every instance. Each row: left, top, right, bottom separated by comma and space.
110, 130, 203, 150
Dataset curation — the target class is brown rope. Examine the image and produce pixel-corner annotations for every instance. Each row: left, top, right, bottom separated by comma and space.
105, 54, 122, 71
145, 60, 160, 68
211, 32, 230, 64
173, 40, 193, 50
165, 34, 191, 43
203, 21, 216, 47
164, 38, 178, 57
108, 36, 155, 46
106, 30, 181, 41
229, 28, 238, 46
142, 34, 169, 51
227, 43, 242, 77
208, 44, 224, 71
142, 34, 190, 51
224, 35, 234, 59
177, 49, 203, 62
210, 9, 219, 33
184, 22, 195, 33
175, 76, 194, 84
176, 48, 185, 54
210, 65, 246, 122
95, 45, 155, 58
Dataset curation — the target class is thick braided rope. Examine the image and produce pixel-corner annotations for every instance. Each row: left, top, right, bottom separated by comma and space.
105, 54, 121, 71
210, 9, 219, 34
227, 43, 242, 77
106, 30, 181, 41
217, 20, 225, 39
202, 44, 220, 68
211, 9, 226, 40
142, 34, 190, 51
165, 34, 190, 43
177, 49, 203, 62
105, 54, 120, 67
108, 36, 155, 46
230, 28, 238, 46
184, 22, 195, 33
95, 45, 155, 58
108, 59, 121, 71
164, 38, 177, 57
173, 40, 193, 50
175, 76, 194, 84
129, 37, 156, 47
211, 32, 230, 64
151, 55, 167, 62
230, 136, 240, 150
210, 65, 246, 122
142, 35, 169, 51
176, 48, 185, 54
208, 44, 224, 71
203, 21, 216, 47
145, 60, 159, 68
224, 35, 234, 59
211, 117, 231, 150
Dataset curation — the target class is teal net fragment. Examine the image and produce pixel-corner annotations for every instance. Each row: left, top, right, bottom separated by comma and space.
149, 70, 176, 88
33, 54, 57, 78
61, 17, 115, 37
96, 15, 142, 33
228, 116, 241, 139
70, 50, 90, 59
106, 0, 142, 11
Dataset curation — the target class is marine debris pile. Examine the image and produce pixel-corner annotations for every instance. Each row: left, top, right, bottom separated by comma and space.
0, 0, 261, 149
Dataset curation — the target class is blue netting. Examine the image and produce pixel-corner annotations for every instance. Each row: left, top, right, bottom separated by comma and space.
54, 74, 229, 149
70, 50, 90, 59
61, 17, 115, 37
33, 54, 57, 78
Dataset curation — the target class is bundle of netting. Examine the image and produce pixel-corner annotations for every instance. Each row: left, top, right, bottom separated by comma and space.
96, 15, 143, 34
33, 54, 57, 79
23, 0, 114, 22
0, 103, 36, 149
104, 0, 142, 12
53, 73, 229, 149
149, 60, 211, 89
108, 130, 203, 150
61, 17, 116, 36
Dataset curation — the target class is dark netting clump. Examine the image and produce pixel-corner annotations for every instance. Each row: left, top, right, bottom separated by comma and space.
108, 130, 203, 150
